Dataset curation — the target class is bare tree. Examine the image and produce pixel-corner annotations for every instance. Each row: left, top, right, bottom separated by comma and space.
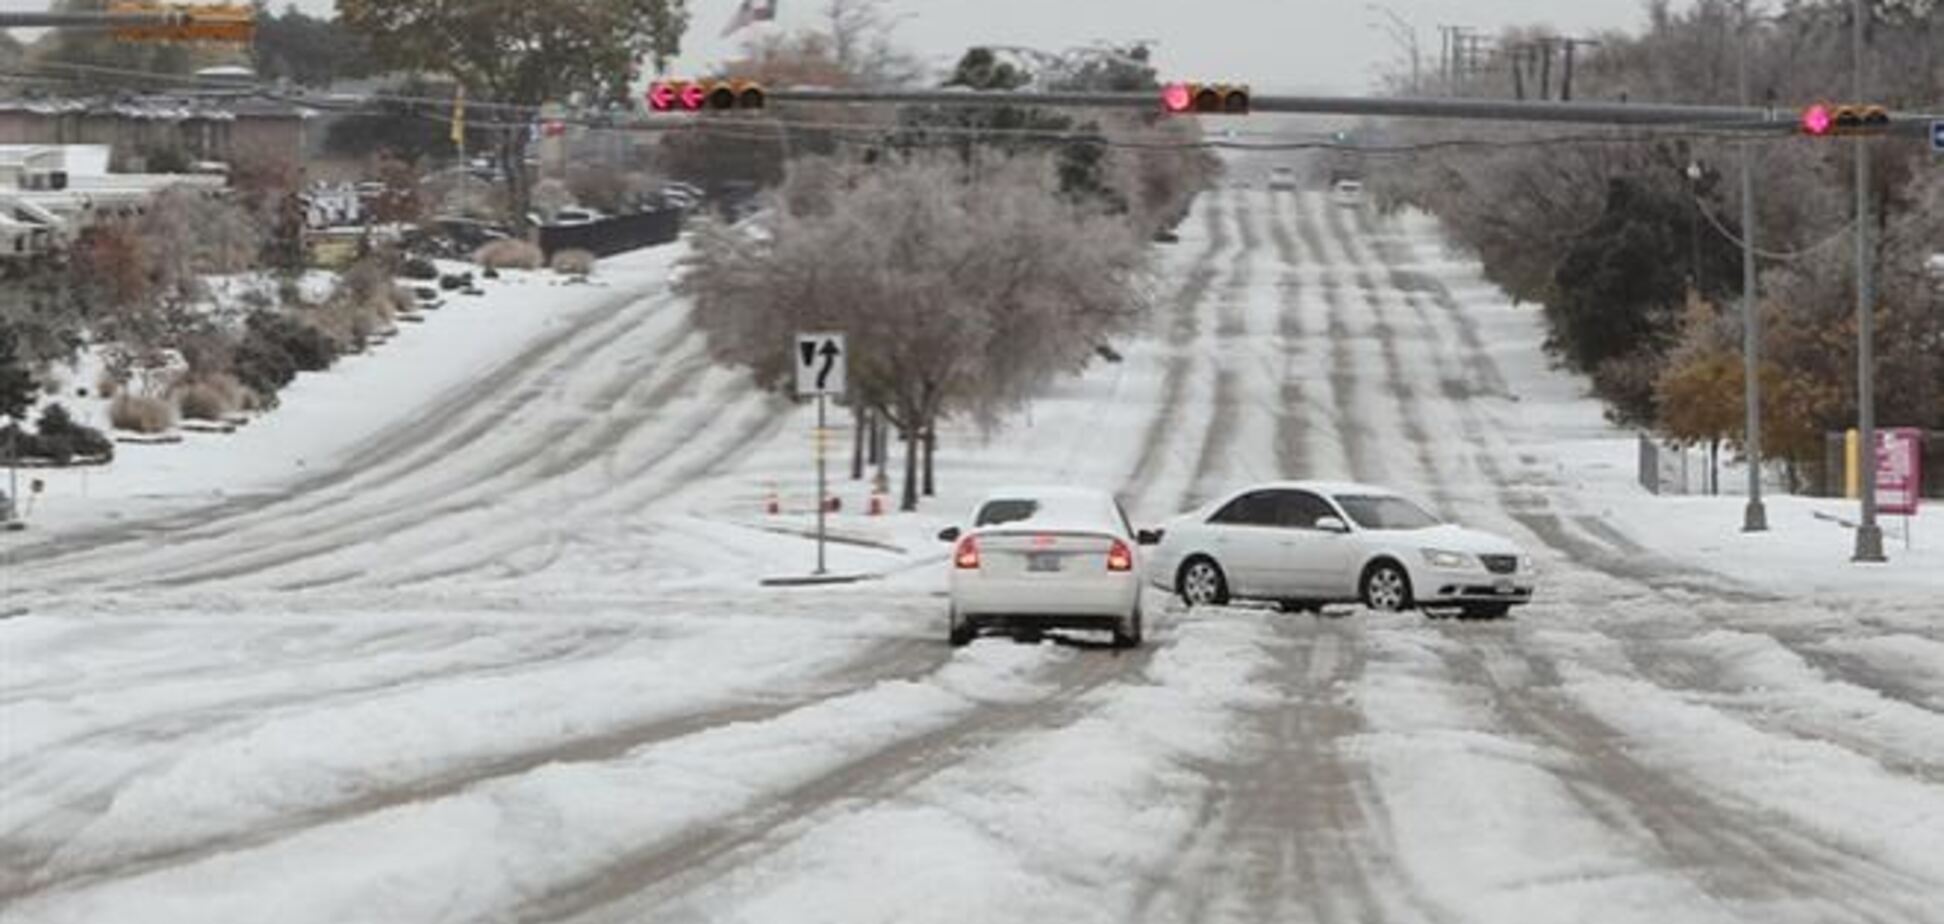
681, 154, 1152, 510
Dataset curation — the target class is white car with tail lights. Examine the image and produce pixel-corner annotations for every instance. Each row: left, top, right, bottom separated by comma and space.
939, 487, 1144, 648
1145, 481, 1537, 619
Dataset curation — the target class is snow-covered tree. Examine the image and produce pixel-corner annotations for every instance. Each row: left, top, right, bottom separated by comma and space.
681, 154, 1153, 510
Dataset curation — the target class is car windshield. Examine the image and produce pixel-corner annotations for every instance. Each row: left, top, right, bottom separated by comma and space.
1334, 495, 1439, 530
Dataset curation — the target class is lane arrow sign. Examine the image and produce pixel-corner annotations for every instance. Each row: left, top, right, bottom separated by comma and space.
817, 341, 841, 390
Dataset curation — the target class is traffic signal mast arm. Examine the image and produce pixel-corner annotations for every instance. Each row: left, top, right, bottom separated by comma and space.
753, 87, 1938, 136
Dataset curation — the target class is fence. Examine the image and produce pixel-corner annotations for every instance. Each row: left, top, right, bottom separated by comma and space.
537, 207, 685, 260
1817, 429, 1943, 499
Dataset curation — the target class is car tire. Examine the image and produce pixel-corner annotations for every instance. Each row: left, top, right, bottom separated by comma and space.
1360, 561, 1414, 613
1460, 603, 1512, 621
1114, 608, 1144, 649
948, 606, 976, 647
1177, 557, 1230, 608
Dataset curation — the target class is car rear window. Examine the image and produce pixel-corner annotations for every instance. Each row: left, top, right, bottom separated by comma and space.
973, 494, 1117, 532
975, 499, 1039, 527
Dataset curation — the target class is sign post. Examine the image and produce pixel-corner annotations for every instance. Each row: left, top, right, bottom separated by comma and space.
1876, 428, 1922, 550
794, 333, 847, 575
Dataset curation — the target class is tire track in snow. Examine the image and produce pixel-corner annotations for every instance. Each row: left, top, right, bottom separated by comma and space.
369, 389, 791, 591
1349, 208, 1769, 601
1187, 189, 1262, 510
0, 619, 458, 707
1610, 632, 1944, 783
243, 341, 772, 591
5, 289, 693, 593
1337, 209, 1944, 898
136, 324, 720, 590
1451, 632, 1943, 923
1131, 617, 1448, 924
514, 644, 1161, 924
1262, 189, 1316, 480
0, 622, 649, 897
3, 636, 952, 905
1121, 195, 1228, 519
2, 284, 675, 570
1318, 197, 1457, 517
1290, 193, 1380, 483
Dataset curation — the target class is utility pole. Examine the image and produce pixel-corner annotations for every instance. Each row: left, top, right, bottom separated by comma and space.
1539, 38, 1554, 101
1560, 38, 1600, 101
1366, 4, 1421, 93
1738, 1, 1768, 533
1852, 0, 1886, 561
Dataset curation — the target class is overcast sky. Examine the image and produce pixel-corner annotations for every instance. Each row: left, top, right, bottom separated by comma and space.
4, 0, 1657, 93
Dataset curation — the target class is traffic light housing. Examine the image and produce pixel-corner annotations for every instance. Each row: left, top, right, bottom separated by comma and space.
647, 79, 767, 113
111, 3, 255, 43
1800, 103, 1890, 137
1161, 82, 1251, 115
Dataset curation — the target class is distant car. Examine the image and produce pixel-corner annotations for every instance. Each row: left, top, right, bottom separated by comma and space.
1268, 166, 1298, 191
1332, 179, 1365, 207
939, 486, 1144, 648
1145, 481, 1536, 619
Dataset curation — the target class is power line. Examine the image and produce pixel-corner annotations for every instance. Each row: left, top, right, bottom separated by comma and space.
1689, 190, 1858, 261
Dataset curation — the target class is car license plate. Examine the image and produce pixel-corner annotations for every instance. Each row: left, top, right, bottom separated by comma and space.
1495, 579, 1516, 594
1028, 553, 1062, 573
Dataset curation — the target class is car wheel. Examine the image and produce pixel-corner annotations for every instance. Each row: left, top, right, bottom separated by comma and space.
1461, 603, 1512, 621
948, 606, 976, 647
1177, 557, 1229, 608
1113, 607, 1144, 649
1360, 561, 1414, 613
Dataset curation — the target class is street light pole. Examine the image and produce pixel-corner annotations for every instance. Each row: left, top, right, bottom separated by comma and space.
1852, 0, 1886, 562
1738, 2, 1767, 532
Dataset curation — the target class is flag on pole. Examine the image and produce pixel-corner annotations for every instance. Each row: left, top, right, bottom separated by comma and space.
720, 0, 777, 38
450, 85, 466, 149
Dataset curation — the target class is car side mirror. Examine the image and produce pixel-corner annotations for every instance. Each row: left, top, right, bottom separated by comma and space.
938, 527, 961, 543
1315, 516, 1350, 534
1136, 529, 1165, 546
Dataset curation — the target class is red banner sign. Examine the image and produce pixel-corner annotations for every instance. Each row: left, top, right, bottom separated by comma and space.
1877, 428, 1923, 516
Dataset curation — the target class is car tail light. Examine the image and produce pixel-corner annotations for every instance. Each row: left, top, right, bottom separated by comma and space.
1106, 539, 1133, 572
954, 536, 981, 570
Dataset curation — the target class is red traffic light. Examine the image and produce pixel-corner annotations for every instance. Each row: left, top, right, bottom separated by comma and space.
648, 79, 767, 113
1160, 82, 1251, 116
680, 82, 707, 111
1799, 102, 1891, 137
1801, 103, 1833, 136
647, 81, 678, 112
1162, 83, 1193, 113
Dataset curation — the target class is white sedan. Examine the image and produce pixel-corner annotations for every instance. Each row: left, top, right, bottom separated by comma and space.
1144, 481, 1536, 619
939, 487, 1144, 648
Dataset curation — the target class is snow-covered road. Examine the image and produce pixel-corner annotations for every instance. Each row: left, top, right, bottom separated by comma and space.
3, 188, 1941, 924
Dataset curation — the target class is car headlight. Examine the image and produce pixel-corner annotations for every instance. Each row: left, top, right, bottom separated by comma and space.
1420, 549, 1474, 570
1521, 554, 1536, 573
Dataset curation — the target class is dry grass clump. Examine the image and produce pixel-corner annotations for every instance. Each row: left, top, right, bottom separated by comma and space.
109, 393, 176, 433
173, 373, 247, 421
475, 239, 544, 271
550, 249, 597, 277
